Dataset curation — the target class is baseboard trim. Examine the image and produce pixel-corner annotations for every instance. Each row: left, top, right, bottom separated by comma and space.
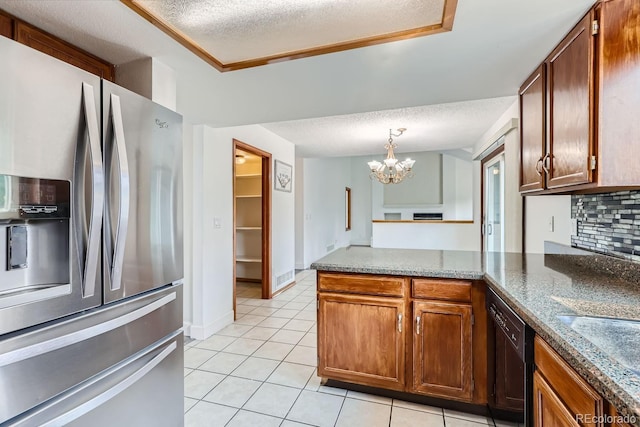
182, 322, 192, 337
272, 280, 296, 297
189, 310, 234, 340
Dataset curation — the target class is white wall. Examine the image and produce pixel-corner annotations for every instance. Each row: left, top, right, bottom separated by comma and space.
187, 124, 295, 340
349, 156, 373, 246
442, 156, 474, 220
115, 58, 176, 110
371, 153, 473, 221
371, 222, 479, 250
371, 159, 481, 251
294, 157, 305, 269
524, 195, 572, 253
299, 157, 352, 268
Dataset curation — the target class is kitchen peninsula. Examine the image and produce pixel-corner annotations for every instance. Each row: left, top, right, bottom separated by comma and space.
311, 246, 640, 427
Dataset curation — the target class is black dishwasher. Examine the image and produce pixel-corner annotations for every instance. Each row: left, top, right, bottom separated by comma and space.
486, 287, 534, 426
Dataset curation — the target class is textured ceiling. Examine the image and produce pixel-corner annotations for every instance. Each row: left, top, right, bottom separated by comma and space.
132, 0, 449, 65
262, 96, 516, 157
0, 0, 596, 157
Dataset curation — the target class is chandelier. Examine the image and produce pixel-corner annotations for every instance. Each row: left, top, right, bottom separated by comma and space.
367, 128, 415, 184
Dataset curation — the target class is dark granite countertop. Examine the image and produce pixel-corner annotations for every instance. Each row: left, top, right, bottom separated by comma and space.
311, 247, 640, 425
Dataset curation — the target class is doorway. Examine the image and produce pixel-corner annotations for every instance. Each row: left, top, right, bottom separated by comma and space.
233, 139, 271, 319
482, 147, 505, 252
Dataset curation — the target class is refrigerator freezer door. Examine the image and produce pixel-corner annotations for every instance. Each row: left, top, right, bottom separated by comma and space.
0, 284, 182, 423
102, 81, 183, 303
0, 36, 103, 335
7, 332, 184, 427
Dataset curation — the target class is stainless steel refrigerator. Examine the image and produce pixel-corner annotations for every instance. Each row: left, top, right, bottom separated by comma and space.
0, 36, 184, 426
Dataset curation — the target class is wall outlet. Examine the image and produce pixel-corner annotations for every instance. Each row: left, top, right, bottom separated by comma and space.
214, 217, 221, 228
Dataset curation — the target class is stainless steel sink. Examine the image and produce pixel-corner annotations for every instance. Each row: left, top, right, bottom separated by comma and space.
556, 315, 640, 377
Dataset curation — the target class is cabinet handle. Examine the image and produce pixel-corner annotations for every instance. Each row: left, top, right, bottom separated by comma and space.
542, 153, 551, 175
535, 156, 543, 176
416, 316, 421, 335
397, 313, 402, 332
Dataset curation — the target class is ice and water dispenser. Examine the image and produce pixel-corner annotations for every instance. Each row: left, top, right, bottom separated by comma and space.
0, 175, 71, 293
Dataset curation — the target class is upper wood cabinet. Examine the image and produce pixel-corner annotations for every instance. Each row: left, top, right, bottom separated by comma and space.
15, 22, 115, 81
520, 11, 596, 193
519, 64, 546, 193
0, 9, 115, 81
597, 0, 640, 187
520, 0, 640, 193
0, 10, 12, 38
546, 12, 596, 189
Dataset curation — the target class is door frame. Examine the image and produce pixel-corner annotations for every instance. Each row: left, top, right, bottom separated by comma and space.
232, 139, 272, 317
480, 144, 505, 253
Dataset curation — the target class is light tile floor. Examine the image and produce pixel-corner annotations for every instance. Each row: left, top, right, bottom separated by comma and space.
184, 270, 520, 427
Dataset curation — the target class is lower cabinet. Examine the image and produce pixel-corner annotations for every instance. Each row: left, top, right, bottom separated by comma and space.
412, 301, 473, 400
534, 336, 604, 427
317, 292, 406, 391
533, 370, 579, 427
317, 272, 485, 404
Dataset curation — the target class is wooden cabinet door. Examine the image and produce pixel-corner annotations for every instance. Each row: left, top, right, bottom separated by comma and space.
15, 21, 115, 81
533, 371, 579, 427
412, 301, 473, 401
546, 12, 596, 189
0, 11, 13, 38
519, 64, 546, 193
494, 325, 525, 411
598, 0, 640, 187
318, 293, 405, 391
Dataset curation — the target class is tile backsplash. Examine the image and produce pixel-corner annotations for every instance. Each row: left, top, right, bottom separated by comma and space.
571, 190, 640, 262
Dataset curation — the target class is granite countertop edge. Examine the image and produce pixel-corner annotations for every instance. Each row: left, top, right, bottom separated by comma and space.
311, 254, 640, 425
308, 263, 484, 280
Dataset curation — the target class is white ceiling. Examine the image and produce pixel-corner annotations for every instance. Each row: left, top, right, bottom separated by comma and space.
133, 0, 449, 64
263, 97, 516, 157
0, 0, 596, 157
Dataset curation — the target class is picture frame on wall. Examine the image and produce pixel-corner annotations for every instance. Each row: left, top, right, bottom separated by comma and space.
274, 159, 292, 192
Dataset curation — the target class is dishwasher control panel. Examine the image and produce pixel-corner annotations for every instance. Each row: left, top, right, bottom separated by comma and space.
486, 287, 526, 361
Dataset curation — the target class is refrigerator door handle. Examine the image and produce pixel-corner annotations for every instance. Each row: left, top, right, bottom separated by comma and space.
108, 94, 130, 292
80, 82, 104, 298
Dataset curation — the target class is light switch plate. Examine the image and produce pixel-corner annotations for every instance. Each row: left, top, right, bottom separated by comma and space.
571, 218, 578, 236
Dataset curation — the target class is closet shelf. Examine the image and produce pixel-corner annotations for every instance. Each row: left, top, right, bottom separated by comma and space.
235, 194, 261, 198
236, 226, 262, 230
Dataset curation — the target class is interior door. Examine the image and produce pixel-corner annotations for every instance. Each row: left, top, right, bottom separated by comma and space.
484, 153, 505, 253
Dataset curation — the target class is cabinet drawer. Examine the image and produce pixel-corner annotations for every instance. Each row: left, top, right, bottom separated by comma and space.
412, 279, 472, 302
534, 336, 604, 426
317, 272, 405, 297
